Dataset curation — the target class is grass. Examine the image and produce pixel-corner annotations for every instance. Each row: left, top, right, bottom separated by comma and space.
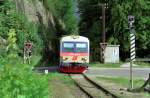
48, 73, 73, 85
30, 55, 42, 66
97, 77, 145, 88
134, 62, 150, 67
48, 73, 75, 98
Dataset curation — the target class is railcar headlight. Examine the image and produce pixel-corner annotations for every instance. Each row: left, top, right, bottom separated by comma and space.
81, 57, 87, 61
63, 57, 68, 61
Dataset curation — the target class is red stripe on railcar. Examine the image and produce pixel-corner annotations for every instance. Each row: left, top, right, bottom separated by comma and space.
60, 52, 89, 56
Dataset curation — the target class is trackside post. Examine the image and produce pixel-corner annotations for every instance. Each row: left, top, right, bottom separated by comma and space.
23, 41, 33, 64
128, 15, 136, 90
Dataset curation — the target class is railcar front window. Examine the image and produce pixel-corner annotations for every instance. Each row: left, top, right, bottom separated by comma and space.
63, 43, 74, 52
76, 43, 88, 53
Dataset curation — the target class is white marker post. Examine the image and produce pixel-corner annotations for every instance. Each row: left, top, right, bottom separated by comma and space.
45, 70, 48, 74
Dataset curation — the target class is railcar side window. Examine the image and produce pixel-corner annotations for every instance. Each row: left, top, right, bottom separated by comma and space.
62, 42, 74, 52
76, 43, 88, 53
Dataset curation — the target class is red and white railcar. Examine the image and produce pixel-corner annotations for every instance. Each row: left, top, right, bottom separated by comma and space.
59, 35, 89, 73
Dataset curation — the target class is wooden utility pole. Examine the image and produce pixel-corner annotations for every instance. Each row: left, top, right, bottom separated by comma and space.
102, 4, 106, 43
100, 4, 107, 63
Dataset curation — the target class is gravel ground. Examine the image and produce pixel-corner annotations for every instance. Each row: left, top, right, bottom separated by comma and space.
49, 73, 150, 98
88, 76, 150, 98
71, 74, 112, 98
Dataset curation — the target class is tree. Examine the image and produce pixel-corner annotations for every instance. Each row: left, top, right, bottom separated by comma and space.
45, 0, 78, 35
78, 0, 150, 60
78, 0, 106, 61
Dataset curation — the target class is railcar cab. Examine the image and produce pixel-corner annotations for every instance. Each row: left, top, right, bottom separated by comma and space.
59, 35, 89, 73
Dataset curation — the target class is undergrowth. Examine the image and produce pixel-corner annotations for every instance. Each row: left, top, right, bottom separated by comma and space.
0, 56, 49, 98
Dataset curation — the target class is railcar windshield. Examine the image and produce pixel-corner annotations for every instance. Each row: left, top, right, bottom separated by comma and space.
62, 42, 88, 53
62, 42, 74, 52
76, 42, 88, 53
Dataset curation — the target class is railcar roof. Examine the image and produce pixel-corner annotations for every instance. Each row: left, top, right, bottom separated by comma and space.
61, 35, 89, 42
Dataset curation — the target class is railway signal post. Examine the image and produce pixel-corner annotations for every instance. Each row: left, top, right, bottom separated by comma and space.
128, 15, 136, 90
23, 41, 33, 64
89, 2, 108, 63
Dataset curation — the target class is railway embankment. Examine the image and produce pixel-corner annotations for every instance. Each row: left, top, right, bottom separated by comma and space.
87, 75, 150, 98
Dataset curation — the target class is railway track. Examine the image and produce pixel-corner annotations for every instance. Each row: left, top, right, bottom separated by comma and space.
69, 74, 118, 98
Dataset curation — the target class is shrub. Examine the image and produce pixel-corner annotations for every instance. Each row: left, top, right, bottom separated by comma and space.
0, 59, 49, 98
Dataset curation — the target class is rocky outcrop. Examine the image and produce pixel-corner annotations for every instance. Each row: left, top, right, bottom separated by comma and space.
0, 36, 7, 46
15, 0, 55, 26
14, 0, 58, 63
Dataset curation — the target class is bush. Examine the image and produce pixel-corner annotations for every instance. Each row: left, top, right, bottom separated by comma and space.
0, 58, 49, 98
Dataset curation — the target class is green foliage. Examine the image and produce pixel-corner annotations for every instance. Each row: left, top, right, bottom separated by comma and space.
78, 0, 150, 60
78, 0, 106, 61
44, 0, 78, 34
0, 0, 44, 57
6, 29, 18, 55
16, 14, 44, 54
0, 39, 7, 57
0, 57, 49, 98
0, 0, 15, 38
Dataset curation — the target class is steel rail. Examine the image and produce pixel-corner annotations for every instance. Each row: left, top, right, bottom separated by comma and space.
69, 74, 94, 98
83, 74, 118, 98
69, 74, 118, 98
